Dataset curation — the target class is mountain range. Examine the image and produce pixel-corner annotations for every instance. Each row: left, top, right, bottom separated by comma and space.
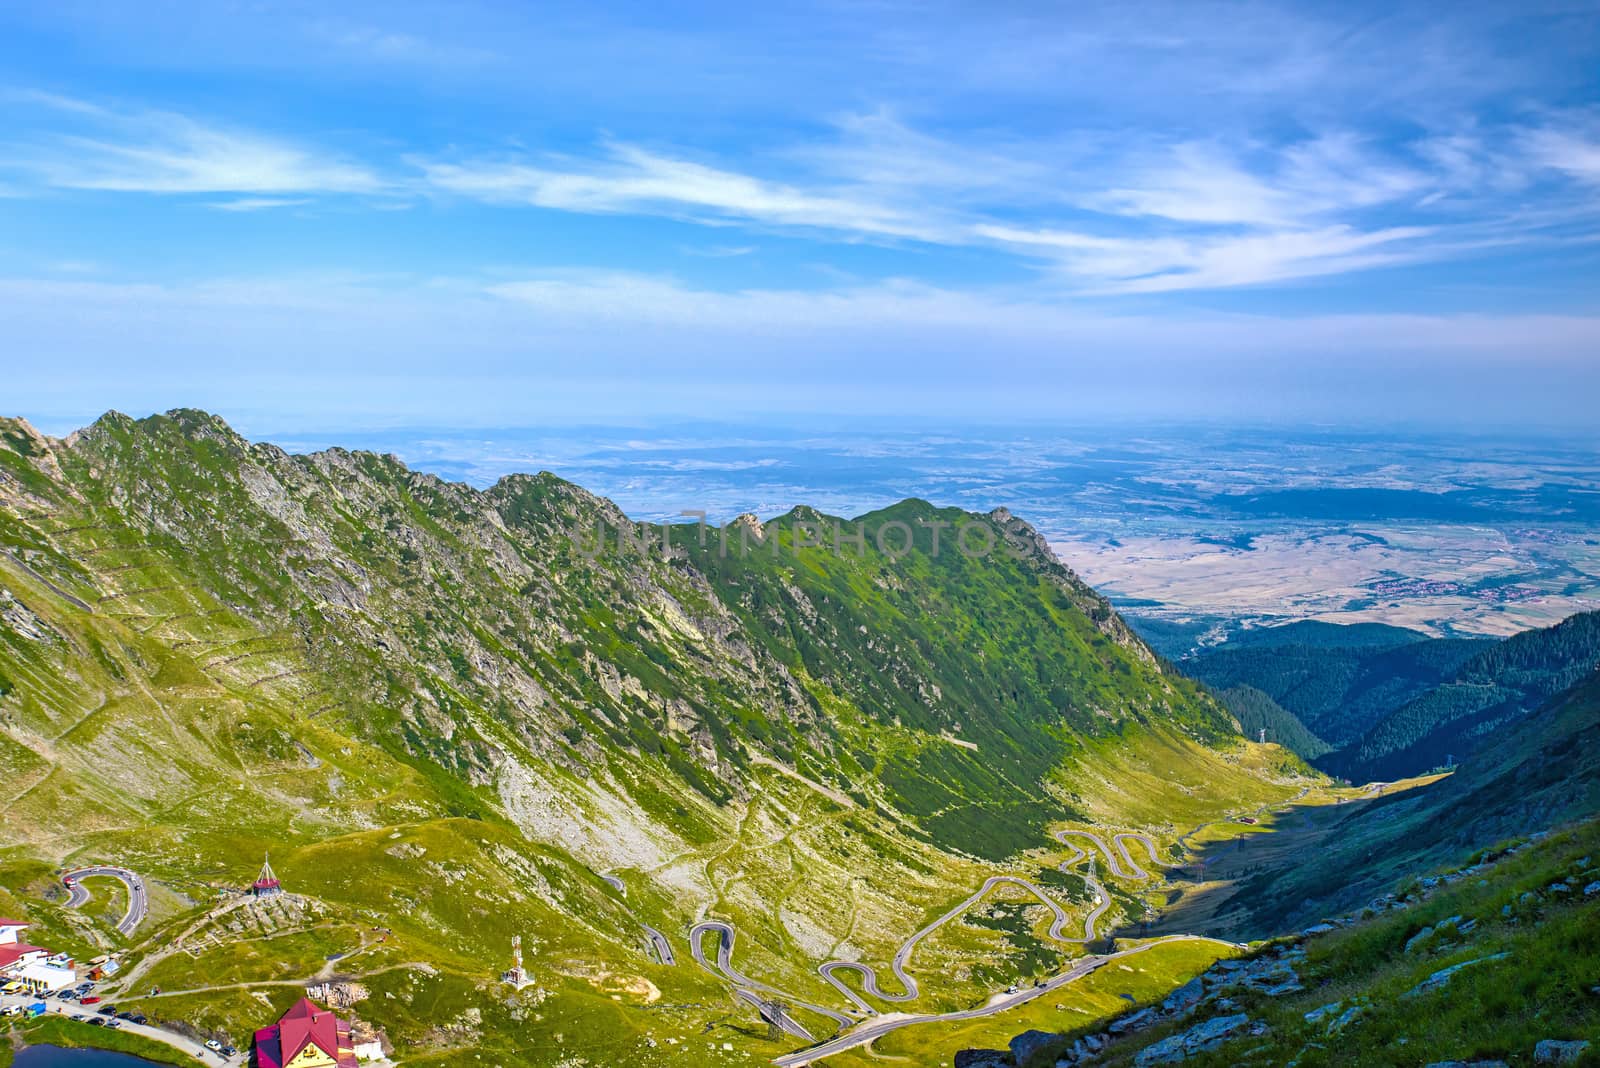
0, 410, 1595, 1067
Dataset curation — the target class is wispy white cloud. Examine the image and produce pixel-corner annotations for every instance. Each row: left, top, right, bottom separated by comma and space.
421, 143, 941, 241
977, 222, 1433, 293
6, 85, 1599, 297
5, 93, 383, 196
1519, 120, 1600, 185
680, 244, 757, 258
207, 197, 311, 212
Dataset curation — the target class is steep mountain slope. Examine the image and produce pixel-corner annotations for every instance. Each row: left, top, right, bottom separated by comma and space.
1213, 685, 1332, 760
1323, 610, 1600, 781
1183, 630, 1494, 748
1010, 816, 1600, 1068
1165, 665, 1600, 941
0, 409, 1303, 1064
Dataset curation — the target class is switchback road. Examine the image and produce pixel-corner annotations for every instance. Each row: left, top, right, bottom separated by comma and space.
688, 921, 855, 1035
772, 934, 1244, 1066
62, 865, 147, 936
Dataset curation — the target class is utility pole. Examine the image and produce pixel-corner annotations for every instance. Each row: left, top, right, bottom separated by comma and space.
762, 998, 789, 1041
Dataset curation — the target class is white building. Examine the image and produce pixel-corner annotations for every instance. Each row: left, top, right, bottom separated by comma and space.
0, 918, 28, 945
352, 1037, 386, 1062
18, 960, 75, 993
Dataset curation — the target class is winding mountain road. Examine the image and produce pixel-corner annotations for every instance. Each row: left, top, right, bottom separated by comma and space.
1054, 829, 1165, 881
689, 921, 856, 1034
642, 924, 676, 966
62, 865, 147, 936
773, 934, 1244, 1067
816, 827, 1143, 1013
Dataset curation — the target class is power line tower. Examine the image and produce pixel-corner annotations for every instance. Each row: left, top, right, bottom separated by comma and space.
762, 998, 789, 1041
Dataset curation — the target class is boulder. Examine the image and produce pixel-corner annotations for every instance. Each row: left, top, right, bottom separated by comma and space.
954, 1050, 1010, 1068
1533, 1039, 1591, 1064
1182, 1013, 1250, 1054
1404, 926, 1436, 953
1404, 953, 1510, 998
1329, 1005, 1364, 1032
1304, 1003, 1342, 1025
1135, 1035, 1188, 1067
1009, 1030, 1058, 1066
1109, 1008, 1157, 1035
1584, 881, 1600, 897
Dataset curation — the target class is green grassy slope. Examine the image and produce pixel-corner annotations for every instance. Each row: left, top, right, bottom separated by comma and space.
0, 409, 1308, 1064
1067, 816, 1600, 1068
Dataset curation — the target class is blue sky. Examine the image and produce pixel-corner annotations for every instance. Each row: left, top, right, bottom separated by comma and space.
2, 1, 1599, 432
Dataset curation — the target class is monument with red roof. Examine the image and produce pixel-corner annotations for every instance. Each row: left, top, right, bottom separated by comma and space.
252, 997, 358, 1068
251, 853, 283, 898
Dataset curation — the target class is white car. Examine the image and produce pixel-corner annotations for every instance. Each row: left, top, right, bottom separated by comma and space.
205, 1040, 222, 1051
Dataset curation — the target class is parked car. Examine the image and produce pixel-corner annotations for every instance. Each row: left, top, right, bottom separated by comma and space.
81, 995, 101, 1004
87, 1017, 105, 1026
105, 1021, 122, 1029
130, 1014, 148, 1025
221, 1046, 236, 1056
97, 1004, 118, 1015
205, 1039, 223, 1051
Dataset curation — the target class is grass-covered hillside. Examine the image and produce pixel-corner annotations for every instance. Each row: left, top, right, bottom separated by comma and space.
1032, 816, 1600, 1068
1153, 665, 1600, 942
0, 409, 1311, 1065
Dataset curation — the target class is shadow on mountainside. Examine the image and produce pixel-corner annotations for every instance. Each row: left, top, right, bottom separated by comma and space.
1133, 668, 1600, 943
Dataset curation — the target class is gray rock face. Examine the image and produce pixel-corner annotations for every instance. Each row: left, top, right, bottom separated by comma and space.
1161, 977, 1204, 1015
1134, 1014, 1252, 1066
1009, 1029, 1057, 1066
1135, 1034, 1189, 1067
1534, 1039, 1592, 1064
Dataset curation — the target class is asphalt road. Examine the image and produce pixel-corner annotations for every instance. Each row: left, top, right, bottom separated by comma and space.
1054, 829, 1164, 881
62, 865, 147, 936
666, 814, 1267, 1059
772, 934, 1244, 1066
0, 992, 240, 1065
642, 924, 676, 966
818, 830, 1128, 1014
688, 921, 855, 1035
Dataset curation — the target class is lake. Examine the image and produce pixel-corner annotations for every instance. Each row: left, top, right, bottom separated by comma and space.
13, 1047, 170, 1067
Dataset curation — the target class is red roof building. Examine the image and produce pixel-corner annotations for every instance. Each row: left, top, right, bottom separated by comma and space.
0, 943, 47, 972
253, 998, 358, 1068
